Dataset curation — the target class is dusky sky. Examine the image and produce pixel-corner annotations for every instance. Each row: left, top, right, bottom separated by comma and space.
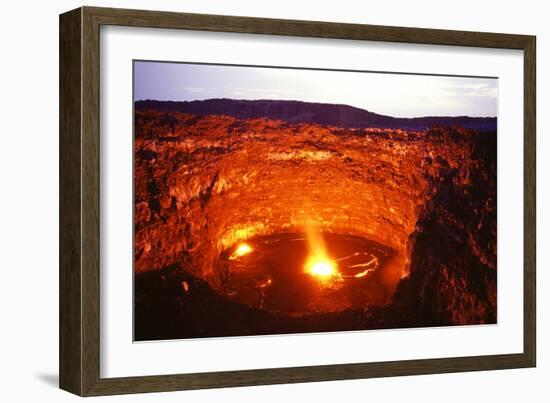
134, 61, 498, 118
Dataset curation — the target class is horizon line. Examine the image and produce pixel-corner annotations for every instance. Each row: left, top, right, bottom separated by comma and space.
134, 97, 498, 120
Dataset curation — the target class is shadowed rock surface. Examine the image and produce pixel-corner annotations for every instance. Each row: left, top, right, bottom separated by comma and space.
136, 98, 497, 131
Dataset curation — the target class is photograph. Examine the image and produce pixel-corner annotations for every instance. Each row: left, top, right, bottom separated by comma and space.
133, 61, 498, 341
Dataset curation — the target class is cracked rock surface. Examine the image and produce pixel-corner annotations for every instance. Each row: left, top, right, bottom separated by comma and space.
134, 108, 496, 339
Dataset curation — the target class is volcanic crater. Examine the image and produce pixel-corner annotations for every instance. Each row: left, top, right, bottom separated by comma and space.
134, 99, 497, 340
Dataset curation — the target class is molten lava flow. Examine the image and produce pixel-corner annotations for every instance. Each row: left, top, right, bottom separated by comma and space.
303, 225, 341, 284
309, 260, 335, 276
305, 256, 338, 280
350, 257, 379, 278
229, 243, 253, 260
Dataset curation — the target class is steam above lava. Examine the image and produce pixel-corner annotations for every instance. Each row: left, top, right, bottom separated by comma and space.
303, 225, 341, 285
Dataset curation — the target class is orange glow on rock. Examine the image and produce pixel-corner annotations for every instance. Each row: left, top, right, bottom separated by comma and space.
229, 243, 253, 260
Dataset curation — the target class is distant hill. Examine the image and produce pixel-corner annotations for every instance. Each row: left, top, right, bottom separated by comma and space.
135, 99, 497, 131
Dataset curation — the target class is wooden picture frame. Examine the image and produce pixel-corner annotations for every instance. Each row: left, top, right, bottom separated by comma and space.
59, 6, 536, 396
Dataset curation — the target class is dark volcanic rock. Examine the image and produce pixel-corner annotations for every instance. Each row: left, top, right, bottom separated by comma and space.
385, 129, 497, 326
135, 99, 497, 131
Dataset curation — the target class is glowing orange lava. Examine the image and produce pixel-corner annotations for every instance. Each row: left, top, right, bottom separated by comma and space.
303, 224, 341, 283
229, 243, 253, 260
304, 256, 340, 281
309, 260, 335, 276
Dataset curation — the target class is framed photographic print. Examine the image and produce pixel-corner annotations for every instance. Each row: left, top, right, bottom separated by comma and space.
59, 6, 536, 396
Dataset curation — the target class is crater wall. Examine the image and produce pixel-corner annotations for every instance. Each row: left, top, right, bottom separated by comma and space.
134, 110, 496, 325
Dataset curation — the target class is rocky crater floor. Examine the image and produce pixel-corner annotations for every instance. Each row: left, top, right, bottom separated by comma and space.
133, 106, 497, 341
